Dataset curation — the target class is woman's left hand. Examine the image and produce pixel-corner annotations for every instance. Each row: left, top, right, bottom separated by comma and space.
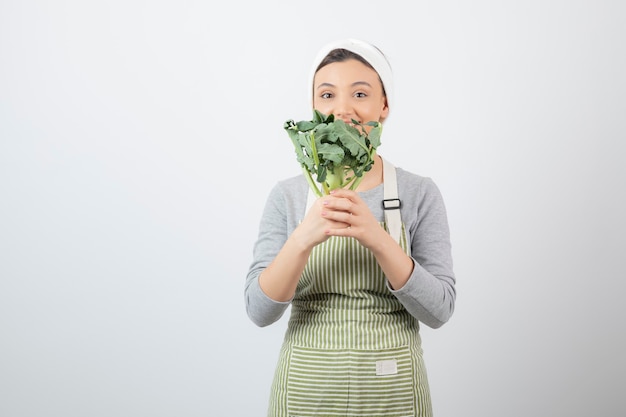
320, 188, 388, 250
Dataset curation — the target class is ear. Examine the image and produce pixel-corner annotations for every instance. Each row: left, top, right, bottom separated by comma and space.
379, 98, 390, 122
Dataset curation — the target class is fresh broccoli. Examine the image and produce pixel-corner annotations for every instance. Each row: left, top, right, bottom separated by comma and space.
284, 110, 382, 197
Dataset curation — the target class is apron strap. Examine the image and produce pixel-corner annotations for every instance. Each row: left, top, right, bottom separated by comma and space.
381, 156, 402, 244
305, 157, 402, 244
305, 187, 317, 214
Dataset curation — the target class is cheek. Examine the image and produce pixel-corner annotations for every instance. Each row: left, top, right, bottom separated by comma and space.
313, 102, 331, 114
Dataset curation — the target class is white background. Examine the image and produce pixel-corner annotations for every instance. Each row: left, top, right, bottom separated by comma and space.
1, 1, 624, 416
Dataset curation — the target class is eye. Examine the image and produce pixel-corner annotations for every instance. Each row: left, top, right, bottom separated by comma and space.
354, 92, 367, 98
320, 92, 333, 99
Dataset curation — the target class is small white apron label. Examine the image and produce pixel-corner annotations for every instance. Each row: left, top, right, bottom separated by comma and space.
375, 359, 398, 376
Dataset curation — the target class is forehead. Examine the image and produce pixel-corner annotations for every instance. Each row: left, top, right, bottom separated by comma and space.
314, 59, 382, 87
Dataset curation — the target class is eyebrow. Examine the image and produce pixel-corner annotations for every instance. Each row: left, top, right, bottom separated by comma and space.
316, 81, 373, 90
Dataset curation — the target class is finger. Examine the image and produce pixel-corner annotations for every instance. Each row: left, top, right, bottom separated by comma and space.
325, 223, 354, 236
321, 209, 345, 223
329, 188, 359, 201
323, 196, 358, 215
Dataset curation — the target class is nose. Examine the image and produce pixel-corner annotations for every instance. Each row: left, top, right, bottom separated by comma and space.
332, 95, 354, 121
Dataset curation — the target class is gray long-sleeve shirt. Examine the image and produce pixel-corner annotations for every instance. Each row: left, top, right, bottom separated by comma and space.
245, 165, 456, 329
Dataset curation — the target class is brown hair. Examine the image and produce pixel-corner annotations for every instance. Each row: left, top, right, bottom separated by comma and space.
315, 48, 387, 98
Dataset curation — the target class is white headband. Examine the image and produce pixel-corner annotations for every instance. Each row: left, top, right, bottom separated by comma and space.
308, 38, 394, 114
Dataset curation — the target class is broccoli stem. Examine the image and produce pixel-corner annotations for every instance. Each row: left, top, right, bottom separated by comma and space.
325, 165, 345, 191
309, 132, 331, 195
349, 149, 377, 191
302, 165, 323, 197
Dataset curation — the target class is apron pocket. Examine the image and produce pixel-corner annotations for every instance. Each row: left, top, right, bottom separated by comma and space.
287, 345, 416, 417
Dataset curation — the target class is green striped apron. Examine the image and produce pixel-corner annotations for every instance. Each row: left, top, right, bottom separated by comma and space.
267, 159, 432, 417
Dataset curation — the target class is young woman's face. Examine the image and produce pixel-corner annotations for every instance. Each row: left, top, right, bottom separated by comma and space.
313, 59, 389, 124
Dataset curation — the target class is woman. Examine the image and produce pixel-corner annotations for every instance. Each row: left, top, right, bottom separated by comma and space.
245, 38, 456, 417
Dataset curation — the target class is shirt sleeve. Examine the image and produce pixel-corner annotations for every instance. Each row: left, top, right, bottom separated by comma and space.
244, 183, 293, 327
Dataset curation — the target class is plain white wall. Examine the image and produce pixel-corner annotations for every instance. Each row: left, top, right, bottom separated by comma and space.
1, 1, 624, 416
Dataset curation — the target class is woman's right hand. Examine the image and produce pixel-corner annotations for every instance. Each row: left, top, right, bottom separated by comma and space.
291, 195, 351, 249
258, 195, 348, 302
